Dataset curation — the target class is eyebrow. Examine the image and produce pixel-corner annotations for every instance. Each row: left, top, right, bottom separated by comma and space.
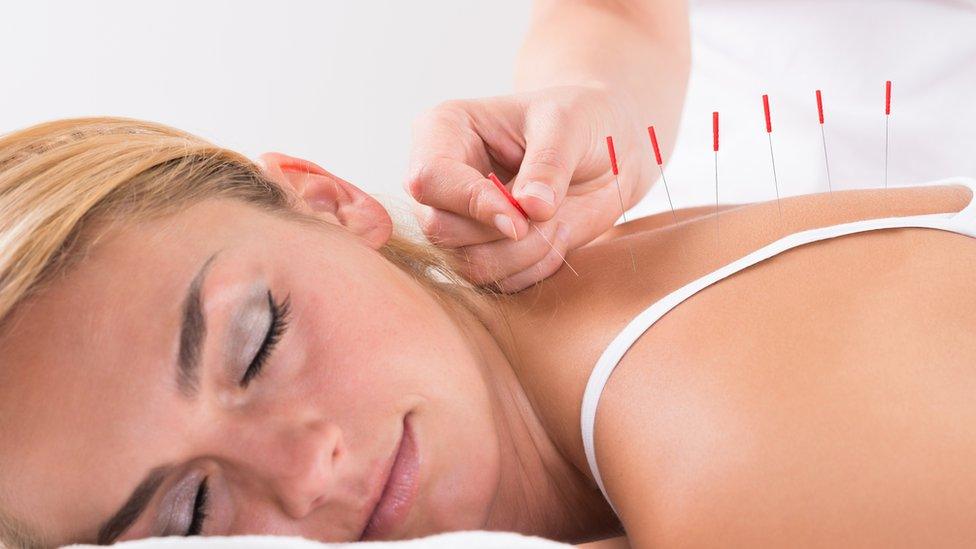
93, 253, 221, 544
96, 465, 170, 544
176, 252, 220, 398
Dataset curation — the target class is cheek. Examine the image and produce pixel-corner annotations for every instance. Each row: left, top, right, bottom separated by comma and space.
287, 250, 502, 527
285, 243, 483, 413
419, 388, 501, 533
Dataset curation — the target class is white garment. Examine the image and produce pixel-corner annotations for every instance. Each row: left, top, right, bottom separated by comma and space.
583, 177, 976, 511
632, 0, 976, 217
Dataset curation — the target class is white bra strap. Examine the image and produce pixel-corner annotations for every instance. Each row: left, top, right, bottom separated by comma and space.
580, 177, 976, 508
947, 177, 976, 230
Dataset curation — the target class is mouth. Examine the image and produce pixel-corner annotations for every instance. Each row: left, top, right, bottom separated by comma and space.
358, 413, 420, 541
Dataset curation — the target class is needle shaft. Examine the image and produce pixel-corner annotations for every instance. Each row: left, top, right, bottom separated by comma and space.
613, 174, 638, 272
712, 112, 720, 250
884, 80, 892, 191
816, 89, 833, 194
820, 124, 832, 193
767, 132, 783, 220
763, 94, 783, 221
647, 125, 677, 225
714, 150, 719, 248
606, 136, 638, 272
883, 80, 892, 214
659, 166, 678, 224
884, 114, 890, 190
486, 172, 579, 277
532, 225, 579, 276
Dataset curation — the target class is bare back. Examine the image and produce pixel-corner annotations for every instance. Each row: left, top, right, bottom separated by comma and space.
502, 184, 976, 546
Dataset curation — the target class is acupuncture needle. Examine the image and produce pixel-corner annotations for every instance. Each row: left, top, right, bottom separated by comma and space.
486, 172, 580, 277
713, 111, 720, 249
883, 80, 892, 191
762, 94, 784, 222
605, 136, 638, 272
647, 125, 678, 224
816, 89, 833, 194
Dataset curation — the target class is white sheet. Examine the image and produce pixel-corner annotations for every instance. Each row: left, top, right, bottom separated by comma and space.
64, 531, 571, 549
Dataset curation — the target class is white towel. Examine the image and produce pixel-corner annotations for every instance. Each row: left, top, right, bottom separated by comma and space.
63, 531, 571, 549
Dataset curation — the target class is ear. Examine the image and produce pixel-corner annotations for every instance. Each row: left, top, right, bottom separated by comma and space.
257, 152, 392, 249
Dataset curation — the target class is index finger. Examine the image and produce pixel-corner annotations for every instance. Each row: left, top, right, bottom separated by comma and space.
405, 158, 529, 241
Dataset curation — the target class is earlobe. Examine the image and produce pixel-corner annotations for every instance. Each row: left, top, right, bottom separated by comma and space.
257, 152, 392, 249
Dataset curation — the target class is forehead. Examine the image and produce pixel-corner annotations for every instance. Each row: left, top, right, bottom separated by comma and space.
0, 200, 297, 541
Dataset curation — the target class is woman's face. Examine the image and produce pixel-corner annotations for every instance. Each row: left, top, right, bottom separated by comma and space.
0, 190, 503, 544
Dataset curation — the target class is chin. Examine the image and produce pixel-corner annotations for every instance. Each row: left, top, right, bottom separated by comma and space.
417, 440, 502, 537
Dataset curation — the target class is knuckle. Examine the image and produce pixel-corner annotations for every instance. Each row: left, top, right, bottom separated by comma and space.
526, 146, 566, 172
404, 161, 435, 202
432, 99, 469, 119
412, 100, 468, 134
417, 210, 443, 240
466, 184, 490, 221
403, 174, 423, 201
546, 103, 572, 123
530, 101, 570, 130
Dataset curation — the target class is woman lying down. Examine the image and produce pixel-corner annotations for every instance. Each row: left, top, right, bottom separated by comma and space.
2, 117, 976, 549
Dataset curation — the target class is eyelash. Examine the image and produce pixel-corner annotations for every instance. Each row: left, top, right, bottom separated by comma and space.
180, 293, 290, 535
186, 478, 209, 536
240, 291, 292, 387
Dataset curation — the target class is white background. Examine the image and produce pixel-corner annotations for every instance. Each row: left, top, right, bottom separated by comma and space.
3, 0, 975, 223
1, 1, 531, 222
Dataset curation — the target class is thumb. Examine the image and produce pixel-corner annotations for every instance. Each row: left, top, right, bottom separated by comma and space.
512, 127, 583, 222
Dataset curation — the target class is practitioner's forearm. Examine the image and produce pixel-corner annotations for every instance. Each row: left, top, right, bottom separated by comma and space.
516, 0, 691, 154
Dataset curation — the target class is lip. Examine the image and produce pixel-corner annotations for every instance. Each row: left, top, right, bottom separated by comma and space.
358, 414, 420, 541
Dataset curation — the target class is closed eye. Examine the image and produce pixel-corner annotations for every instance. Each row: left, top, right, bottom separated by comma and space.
185, 477, 210, 536
240, 290, 291, 387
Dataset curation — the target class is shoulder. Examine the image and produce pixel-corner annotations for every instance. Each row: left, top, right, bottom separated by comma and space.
580, 184, 976, 546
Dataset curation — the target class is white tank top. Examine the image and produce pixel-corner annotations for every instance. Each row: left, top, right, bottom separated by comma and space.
580, 178, 976, 512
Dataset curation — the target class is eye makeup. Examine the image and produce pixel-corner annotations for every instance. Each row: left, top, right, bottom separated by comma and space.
185, 477, 210, 536
141, 285, 292, 537
224, 285, 292, 388
240, 290, 291, 387
150, 471, 208, 537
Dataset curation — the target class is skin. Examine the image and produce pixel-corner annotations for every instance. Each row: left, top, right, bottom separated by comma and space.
0, 155, 611, 546
2, 161, 975, 547
505, 183, 976, 547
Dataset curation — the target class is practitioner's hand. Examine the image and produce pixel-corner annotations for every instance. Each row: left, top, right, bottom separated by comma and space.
406, 83, 653, 292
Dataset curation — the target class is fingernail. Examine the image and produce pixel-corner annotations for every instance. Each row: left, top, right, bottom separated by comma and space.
517, 181, 555, 206
493, 214, 519, 240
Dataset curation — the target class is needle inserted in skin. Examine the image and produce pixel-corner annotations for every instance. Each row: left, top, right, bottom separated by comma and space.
486, 172, 579, 277
884, 80, 891, 191
605, 136, 638, 272
713, 111, 720, 249
647, 125, 677, 225
816, 89, 833, 194
763, 94, 783, 222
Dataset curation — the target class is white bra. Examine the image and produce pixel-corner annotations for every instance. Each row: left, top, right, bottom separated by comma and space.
580, 177, 976, 512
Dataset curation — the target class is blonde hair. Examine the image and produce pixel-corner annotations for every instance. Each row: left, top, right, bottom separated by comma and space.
0, 117, 486, 548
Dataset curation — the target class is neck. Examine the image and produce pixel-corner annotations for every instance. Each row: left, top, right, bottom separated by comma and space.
442, 293, 618, 543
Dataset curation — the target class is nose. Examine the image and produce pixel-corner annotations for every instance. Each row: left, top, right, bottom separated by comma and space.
230, 417, 346, 519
